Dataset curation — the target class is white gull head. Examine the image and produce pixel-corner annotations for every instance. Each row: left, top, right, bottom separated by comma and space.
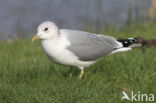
37, 21, 60, 40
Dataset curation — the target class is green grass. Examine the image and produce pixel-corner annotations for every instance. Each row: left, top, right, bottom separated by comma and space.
0, 24, 156, 103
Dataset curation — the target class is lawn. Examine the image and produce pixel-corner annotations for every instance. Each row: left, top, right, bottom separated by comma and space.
0, 23, 156, 103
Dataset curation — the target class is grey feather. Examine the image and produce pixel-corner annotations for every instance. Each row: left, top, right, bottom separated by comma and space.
61, 29, 120, 61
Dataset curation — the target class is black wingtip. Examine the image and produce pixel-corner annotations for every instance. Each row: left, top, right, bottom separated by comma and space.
117, 37, 145, 47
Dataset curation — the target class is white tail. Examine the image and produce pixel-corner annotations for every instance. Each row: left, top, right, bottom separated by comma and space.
110, 47, 132, 55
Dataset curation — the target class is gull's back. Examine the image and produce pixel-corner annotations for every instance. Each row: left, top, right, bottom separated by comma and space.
60, 29, 121, 61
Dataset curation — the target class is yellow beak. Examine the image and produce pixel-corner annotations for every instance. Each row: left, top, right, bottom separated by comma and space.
32, 35, 40, 42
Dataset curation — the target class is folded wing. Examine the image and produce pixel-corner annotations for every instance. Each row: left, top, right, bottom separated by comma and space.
61, 29, 121, 61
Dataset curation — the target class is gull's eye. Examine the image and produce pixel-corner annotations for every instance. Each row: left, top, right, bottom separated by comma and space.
44, 27, 48, 31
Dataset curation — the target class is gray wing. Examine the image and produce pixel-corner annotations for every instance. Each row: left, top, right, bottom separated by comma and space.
61, 29, 121, 61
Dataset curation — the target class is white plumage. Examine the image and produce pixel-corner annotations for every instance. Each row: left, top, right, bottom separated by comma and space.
32, 21, 135, 78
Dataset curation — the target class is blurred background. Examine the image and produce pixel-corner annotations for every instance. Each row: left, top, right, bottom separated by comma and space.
0, 0, 155, 41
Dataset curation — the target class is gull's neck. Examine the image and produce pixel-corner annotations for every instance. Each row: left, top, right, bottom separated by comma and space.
42, 32, 61, 44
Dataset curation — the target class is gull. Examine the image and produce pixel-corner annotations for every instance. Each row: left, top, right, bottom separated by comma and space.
32, 21, 141, 78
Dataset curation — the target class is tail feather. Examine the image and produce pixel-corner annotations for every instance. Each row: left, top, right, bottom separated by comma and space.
111, 47, 132, 54
110, 37, 143, 55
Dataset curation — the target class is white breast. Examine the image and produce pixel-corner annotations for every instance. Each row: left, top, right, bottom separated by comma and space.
41, 34, 96, 67
41, 35, 78, 65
